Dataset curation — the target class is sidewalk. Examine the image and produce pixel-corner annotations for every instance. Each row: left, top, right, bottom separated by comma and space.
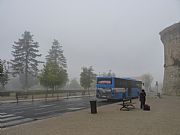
1, 96, 180, 135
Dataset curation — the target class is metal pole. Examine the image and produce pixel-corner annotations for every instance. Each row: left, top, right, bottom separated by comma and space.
156, 81, 158, 93
156, 81, 159, 97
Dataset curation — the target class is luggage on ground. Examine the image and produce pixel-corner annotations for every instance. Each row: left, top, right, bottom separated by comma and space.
144, 104, 150, 111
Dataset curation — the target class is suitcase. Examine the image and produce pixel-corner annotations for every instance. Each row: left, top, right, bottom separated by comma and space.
144, 104, 150, 111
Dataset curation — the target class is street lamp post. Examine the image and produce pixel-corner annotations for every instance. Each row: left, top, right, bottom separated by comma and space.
156, 81, 160, 98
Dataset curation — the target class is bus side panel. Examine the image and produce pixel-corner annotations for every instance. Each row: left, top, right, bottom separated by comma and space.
111, 89, 128, 100
111, 92, 124, 100
131, 88, 139, 98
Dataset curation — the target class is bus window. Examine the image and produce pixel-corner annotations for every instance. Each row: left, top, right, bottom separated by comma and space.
115, 78, 127, 88
131, 81, 137, 88
136, 81, 142, 89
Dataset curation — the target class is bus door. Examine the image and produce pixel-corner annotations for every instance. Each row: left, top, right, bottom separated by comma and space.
127, 81, 132, 97
114, 78, 127, 99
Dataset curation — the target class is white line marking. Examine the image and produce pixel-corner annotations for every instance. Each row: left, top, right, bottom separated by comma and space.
14, 111, 24, 115
0, 114, 14, 118
0, 118, 33, 127
39, 104, 55, 108
0, 113, 7, 115
68, 107, 84, 110
0, 116, 23, 122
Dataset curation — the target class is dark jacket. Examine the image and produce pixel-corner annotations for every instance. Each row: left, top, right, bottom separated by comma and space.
139, 90, 146, 102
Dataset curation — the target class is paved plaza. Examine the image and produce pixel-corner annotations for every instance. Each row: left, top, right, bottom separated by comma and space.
1, 95, 180, 135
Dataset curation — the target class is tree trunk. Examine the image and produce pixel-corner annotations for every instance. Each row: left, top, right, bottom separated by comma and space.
88, 88, 90, 97
25, 43, 29, 91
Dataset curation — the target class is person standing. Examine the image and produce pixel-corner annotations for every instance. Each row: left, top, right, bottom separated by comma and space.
139, 89, 146, 109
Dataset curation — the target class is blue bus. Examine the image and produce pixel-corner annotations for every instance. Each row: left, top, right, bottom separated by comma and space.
96, 76, 142, 100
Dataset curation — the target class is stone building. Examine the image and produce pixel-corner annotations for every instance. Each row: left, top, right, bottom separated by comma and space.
160, 22, 180, 95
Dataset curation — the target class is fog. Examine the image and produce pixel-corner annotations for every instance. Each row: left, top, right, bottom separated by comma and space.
0, 0, 180, 83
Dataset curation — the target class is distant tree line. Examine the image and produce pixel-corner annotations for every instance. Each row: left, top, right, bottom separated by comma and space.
0, 31, 155, 92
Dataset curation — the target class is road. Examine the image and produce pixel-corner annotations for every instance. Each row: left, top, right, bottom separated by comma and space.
0, 97, 114, 128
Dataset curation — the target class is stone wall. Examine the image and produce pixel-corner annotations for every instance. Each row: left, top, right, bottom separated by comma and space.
160, 22, 180, 95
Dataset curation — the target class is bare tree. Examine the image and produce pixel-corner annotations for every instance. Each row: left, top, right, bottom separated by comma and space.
141, 73, 153, 92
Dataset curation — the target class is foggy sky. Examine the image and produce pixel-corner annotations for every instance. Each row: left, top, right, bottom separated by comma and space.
0, 0, 180, 83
